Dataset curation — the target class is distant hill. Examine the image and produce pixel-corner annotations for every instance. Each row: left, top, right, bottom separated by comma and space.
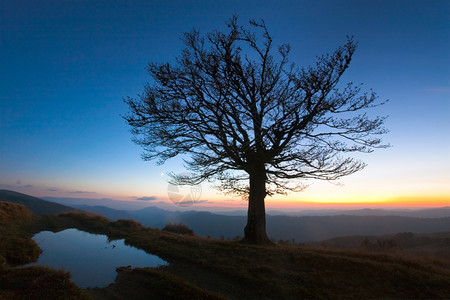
311, 231, 450, 261
83, 205, 450, 243
33, 193, 450, 242
43, 195, 450, 218
326, 207, 450, 218
73, 205, 133, 221
42, 196, 152, 210
268, 207, 450, 218
0, 190, 75, 215
266, 215, 450, 242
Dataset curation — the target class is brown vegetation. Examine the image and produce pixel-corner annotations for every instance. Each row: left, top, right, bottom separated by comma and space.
0, 202, 41, 266
162, 223, 195, 235
0, 201, 89, 299
315, 231, 450, 262
0, 201, 34, 223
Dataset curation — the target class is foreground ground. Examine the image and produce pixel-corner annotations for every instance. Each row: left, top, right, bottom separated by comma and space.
1, 201, 450, 299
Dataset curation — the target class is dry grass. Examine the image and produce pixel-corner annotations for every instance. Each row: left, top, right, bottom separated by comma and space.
1, 203, 450, 299
0, 202, 90, 299
0, 202, 41, 267
0, 266, 90, 300
0, 201, 34, 223
162, 223, 195, 235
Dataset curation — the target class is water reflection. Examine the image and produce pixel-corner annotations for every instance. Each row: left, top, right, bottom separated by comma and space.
28, 228, 167, 288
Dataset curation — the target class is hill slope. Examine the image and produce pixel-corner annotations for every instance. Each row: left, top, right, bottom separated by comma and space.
1, 204, 450, 299
310, 231, 450, 261
0, 190, 75, 215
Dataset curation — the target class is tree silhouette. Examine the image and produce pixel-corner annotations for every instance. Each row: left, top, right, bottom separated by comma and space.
124, 17, 388, 244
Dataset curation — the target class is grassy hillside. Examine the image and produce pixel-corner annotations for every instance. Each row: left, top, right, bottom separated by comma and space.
0, 190, 75, 215
1, 201, 450, 299
311, 231, 450, 261
0, 201, 40, 266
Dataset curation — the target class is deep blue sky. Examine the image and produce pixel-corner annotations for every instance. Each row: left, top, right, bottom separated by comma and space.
1, 0, 449, 209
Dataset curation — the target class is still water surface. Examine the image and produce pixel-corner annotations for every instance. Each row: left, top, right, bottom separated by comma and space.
29, 228, 167, 288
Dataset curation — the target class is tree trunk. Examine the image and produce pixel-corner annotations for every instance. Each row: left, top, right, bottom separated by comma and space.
244, 163, 272, 244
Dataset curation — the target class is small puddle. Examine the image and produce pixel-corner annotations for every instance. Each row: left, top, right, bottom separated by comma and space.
25, 228, 167, 288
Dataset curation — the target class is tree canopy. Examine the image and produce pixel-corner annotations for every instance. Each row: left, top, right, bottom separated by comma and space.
124, 17, 388, 243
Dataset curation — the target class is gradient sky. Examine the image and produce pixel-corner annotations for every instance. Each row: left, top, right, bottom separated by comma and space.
1, 0, 449, 210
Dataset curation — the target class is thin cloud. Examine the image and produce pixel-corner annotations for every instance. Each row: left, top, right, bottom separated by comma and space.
136, 196, 158, 201
177, 199, 211, 205
195, 200, 211, 204
47, 188, 59, 192
69, 190, 97, 194
0, 183, 33, 190
0, 182, 33, 189
17, 184, 33, 189
14, 179, 33, 189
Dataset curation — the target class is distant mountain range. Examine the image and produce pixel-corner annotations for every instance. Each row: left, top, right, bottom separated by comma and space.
49, 204, 450, 242
2, 190, 450, 243
286, 207, 450, 218
41, 195, 450, 218
0, 190, 75, 215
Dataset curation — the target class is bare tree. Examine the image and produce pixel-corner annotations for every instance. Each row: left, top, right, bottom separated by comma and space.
124, 17, 388, 244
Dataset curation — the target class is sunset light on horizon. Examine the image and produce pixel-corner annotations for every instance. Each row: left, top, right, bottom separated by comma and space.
1, 0, 449, 211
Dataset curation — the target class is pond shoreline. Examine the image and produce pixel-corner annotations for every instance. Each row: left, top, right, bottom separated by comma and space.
24, 228, 168, 288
